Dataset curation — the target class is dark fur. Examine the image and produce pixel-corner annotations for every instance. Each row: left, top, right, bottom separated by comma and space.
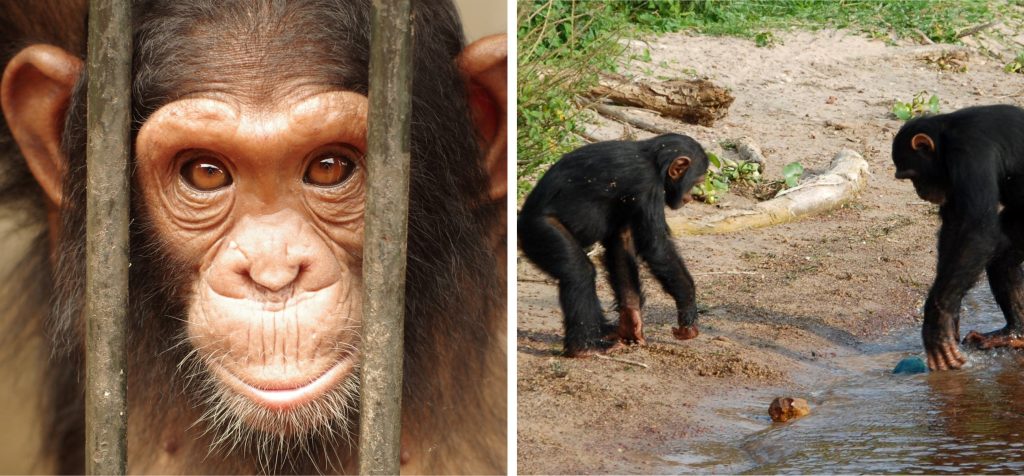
518, 133, 708, 354
892, 104, 1024, 363
0, 1, 505, 473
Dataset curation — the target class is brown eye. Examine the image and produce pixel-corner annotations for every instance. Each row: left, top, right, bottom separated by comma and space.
181, 157, 232, 191
304, 154, 357, 187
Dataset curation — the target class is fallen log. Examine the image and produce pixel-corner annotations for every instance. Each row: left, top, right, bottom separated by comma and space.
670, 149, 870, 235
591, 103, 674, 135
589, 73, 734, 126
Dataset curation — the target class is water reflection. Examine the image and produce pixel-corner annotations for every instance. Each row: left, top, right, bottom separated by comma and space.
920, 355, 1024, 473
664, 288, 1024, 474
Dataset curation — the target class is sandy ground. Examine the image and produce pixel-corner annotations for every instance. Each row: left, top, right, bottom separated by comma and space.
516, 25, 1024, 474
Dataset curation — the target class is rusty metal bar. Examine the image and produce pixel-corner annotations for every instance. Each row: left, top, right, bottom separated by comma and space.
358, 0, 413, 473
84, 0, 131, 473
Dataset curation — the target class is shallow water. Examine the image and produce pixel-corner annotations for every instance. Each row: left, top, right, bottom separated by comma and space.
665, 288, 1024, 474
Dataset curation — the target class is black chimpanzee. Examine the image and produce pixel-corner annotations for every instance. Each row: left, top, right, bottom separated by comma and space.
519, 133, 709, 357
892, 104, 1024, 370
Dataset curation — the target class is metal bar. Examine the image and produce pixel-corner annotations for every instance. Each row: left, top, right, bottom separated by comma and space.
358, 0, 413, 473
84, 0, 131, 473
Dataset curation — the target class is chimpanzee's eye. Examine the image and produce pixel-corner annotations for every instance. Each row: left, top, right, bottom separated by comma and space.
181, 156, 232, 191
304, 146, 360, 187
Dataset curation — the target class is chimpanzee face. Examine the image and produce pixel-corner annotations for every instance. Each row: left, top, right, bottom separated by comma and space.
664, 151, 708, 210
135, 87, 368, 434
893, 131, 946, 205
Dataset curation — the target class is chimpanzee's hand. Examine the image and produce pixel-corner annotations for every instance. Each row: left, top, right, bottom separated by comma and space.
922, 311, 966, 370
672, 307, 699, 340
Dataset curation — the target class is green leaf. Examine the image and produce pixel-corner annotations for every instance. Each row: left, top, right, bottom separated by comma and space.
928, 95, 940, 113
707, 152, 721, 169
893, 103, 912, 120
782, 161, 804, 188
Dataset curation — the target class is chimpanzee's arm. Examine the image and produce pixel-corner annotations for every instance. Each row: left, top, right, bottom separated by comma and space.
923, 157, 1001, 370
631, 207, 699, 339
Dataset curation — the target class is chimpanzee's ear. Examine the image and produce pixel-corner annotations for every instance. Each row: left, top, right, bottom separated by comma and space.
668, 156, 691, 180
1, 44, 82, 207
457, 34, 506, 202
911, 133, 935, 155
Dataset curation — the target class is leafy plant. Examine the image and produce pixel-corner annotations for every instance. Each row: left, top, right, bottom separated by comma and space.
1005, 52, 1024, 74
892, 92, 940, 121
754, 31, 779, 47
921, 50, 968, 72
782, 161, 804, 188
517, 0, 633, 198
691, 152, 762, 204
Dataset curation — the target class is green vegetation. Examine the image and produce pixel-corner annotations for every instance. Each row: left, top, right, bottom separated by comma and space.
692, 153, 762, 204
612, 0, 1002, 42
754, 31, 780, 48
892, 92, 941, 120
517, 1, 629, 196
1005, 51, 1024, 73
782, 162, 805, 188
518, 0, 1011, 198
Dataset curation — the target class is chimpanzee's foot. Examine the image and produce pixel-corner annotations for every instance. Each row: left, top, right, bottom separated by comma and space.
671, 325, 699, 340
604, 308, 645, 345
963, 327, 1024, 350
563, 339, 626, 358
599, 308, 646, 345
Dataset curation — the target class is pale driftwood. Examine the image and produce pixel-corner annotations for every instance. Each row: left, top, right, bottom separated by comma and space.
670, 150, 870, 235
589, 73, 734, 126
592, 103, 675, 135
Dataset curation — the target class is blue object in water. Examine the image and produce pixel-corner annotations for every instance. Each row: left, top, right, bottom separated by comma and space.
893, 356, 928, 374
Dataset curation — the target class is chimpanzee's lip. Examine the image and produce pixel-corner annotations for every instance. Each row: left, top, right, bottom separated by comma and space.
212, 357, 356, 411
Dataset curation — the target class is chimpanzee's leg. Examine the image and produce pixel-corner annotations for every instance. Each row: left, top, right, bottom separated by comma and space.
632, 219, 699, 340
602, 228, 645, 344
519, 215, 613, 356
964, 208, 1024, 349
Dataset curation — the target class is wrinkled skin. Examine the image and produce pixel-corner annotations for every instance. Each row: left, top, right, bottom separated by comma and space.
135, 90, 370, 425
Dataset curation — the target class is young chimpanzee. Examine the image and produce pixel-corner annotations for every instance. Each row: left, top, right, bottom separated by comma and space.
892, 104, 1024, 370
519, 133, 709, 356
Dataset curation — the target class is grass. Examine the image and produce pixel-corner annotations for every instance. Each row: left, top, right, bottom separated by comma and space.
517, 0, 1018, 199
618, 1, 1005, 43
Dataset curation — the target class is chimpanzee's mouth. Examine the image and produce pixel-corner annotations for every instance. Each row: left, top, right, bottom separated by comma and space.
211, 357, 357, 411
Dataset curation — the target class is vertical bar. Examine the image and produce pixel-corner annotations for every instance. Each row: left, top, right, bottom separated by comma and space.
84, 0, 131, 474
358, 0, 413, 474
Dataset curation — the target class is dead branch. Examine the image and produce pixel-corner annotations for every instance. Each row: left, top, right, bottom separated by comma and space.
589, 73, 734, 126
592, 103, 675, 135
956, 21, 997, 39
595, 354, 649, 369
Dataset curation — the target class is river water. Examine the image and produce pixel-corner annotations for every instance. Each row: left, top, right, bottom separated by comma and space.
663, 287, 1024, 474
